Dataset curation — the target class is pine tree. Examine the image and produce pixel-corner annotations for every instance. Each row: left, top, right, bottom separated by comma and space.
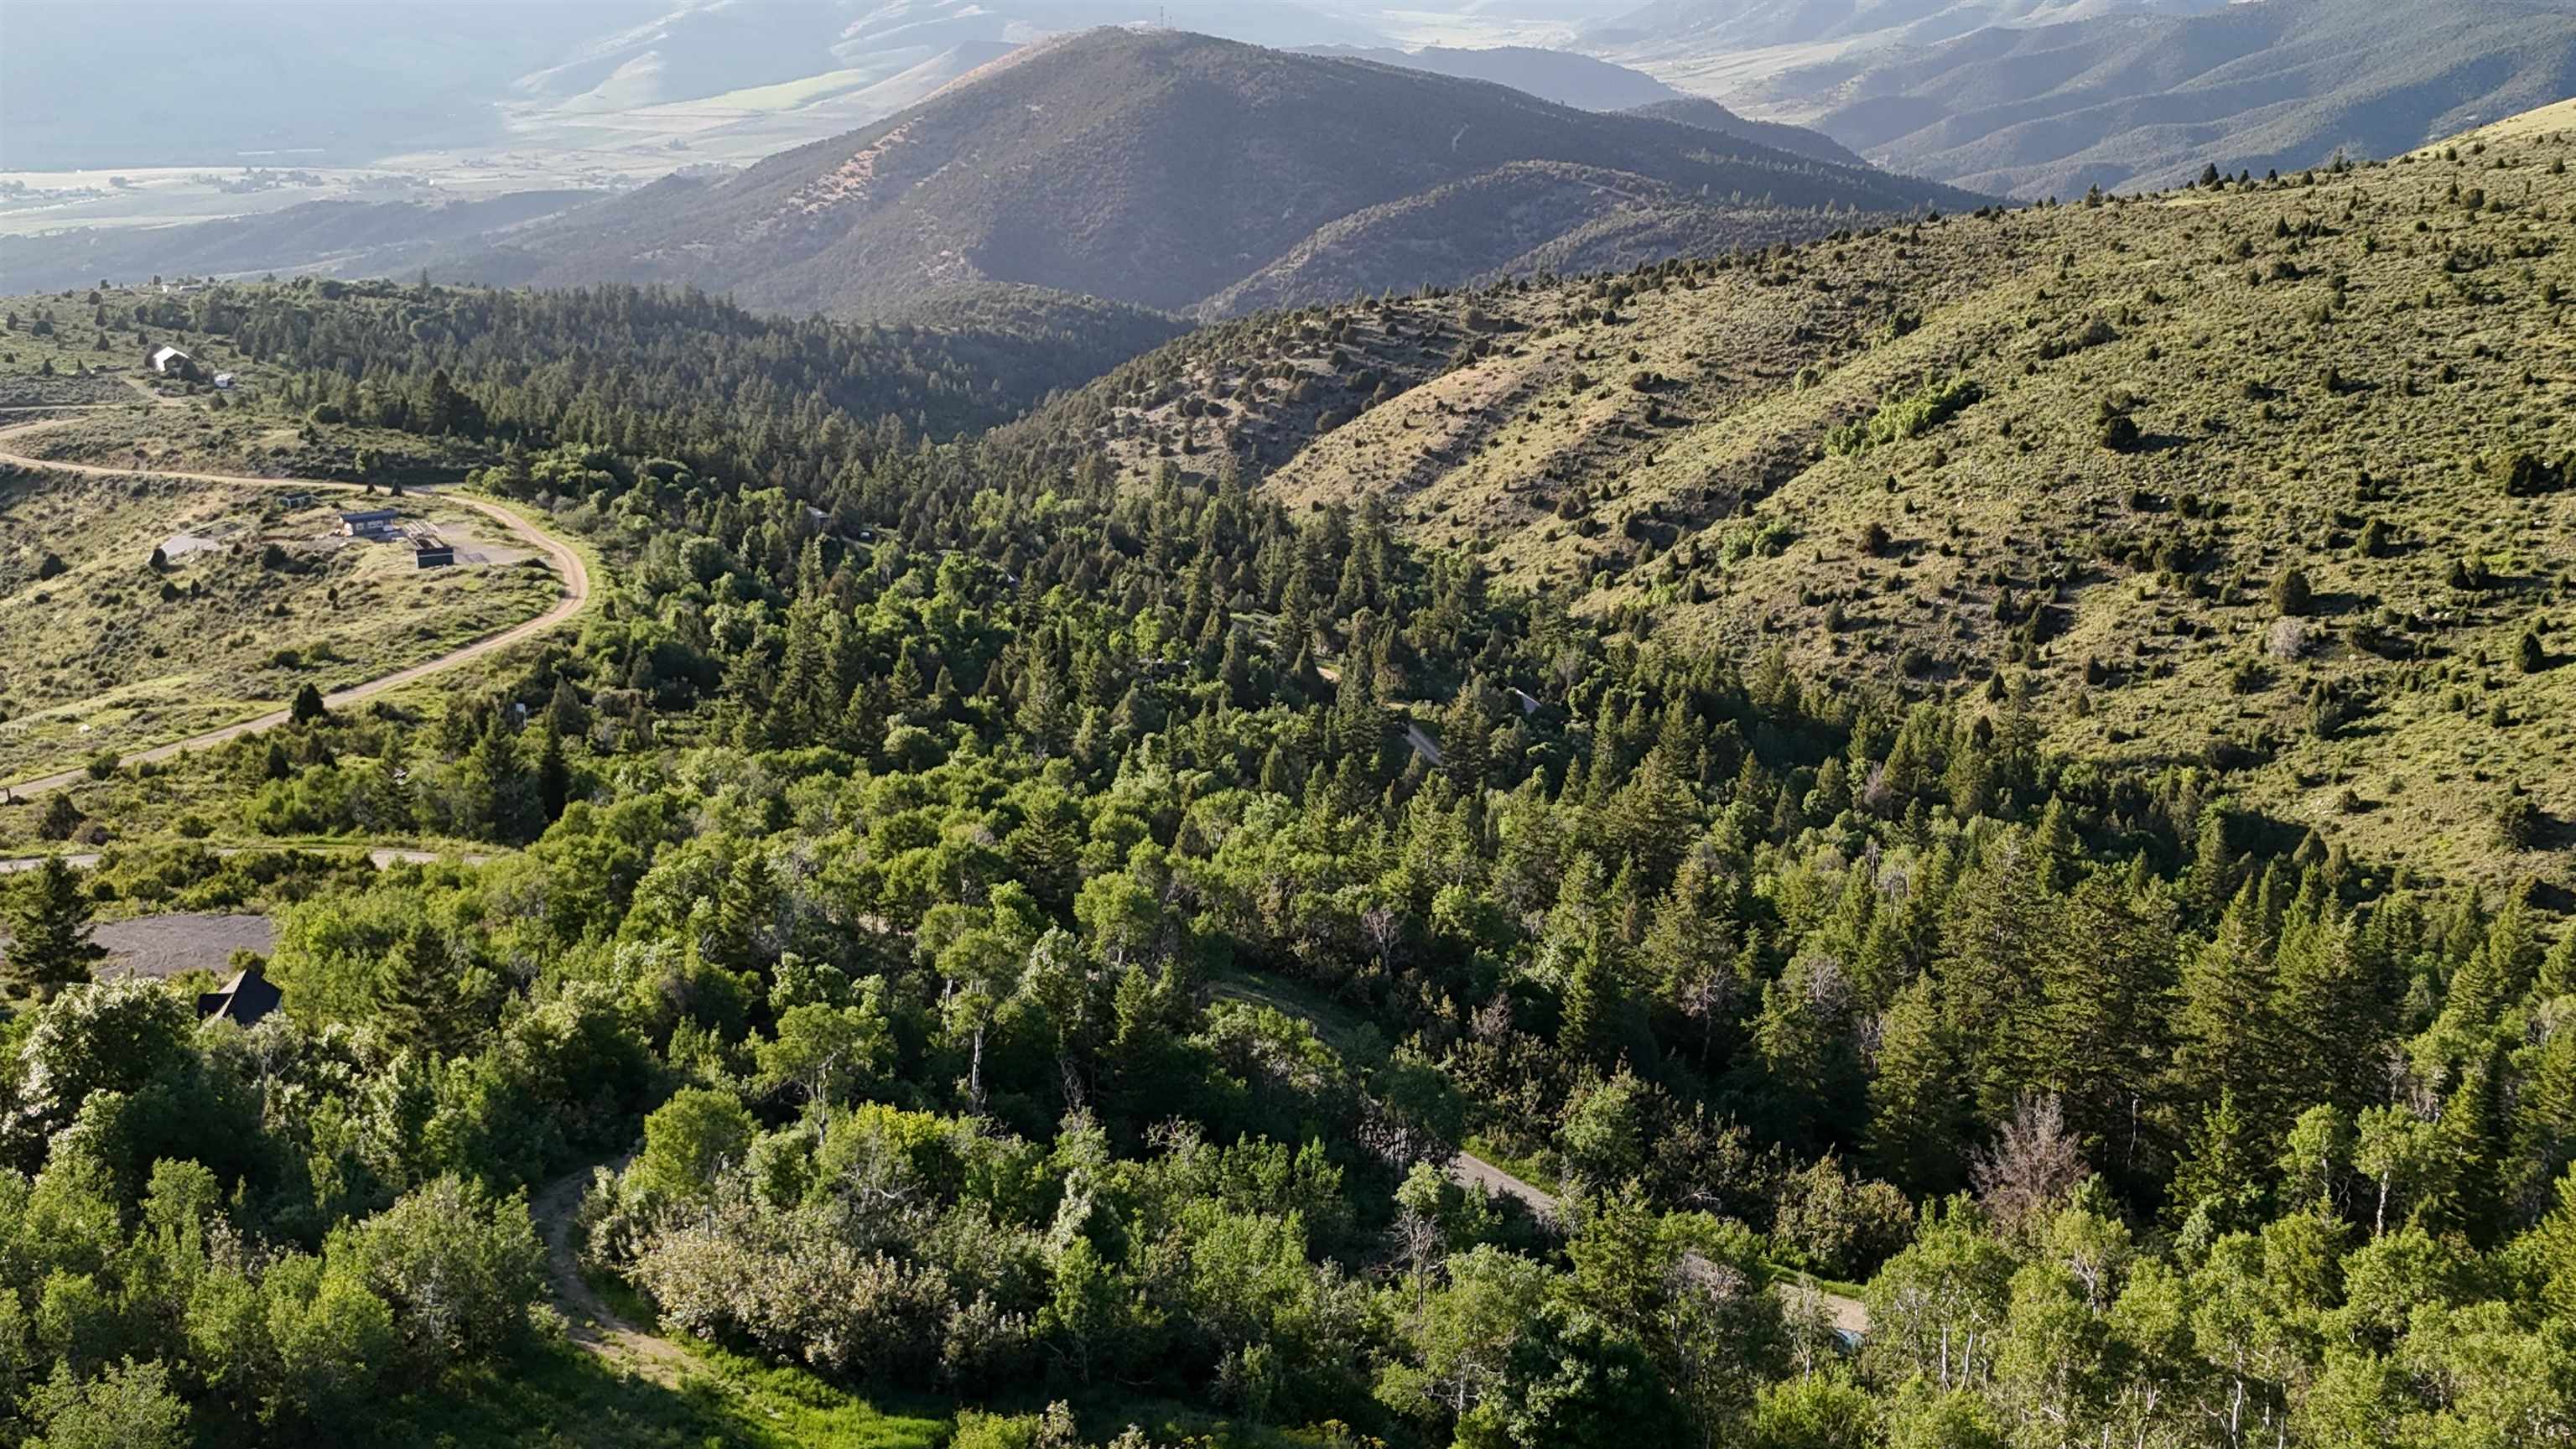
546, 674, 589, 740
1869, 974, 1967, 1195
463, 709, 537, 844
1940, 831, 2056, 1114
2267, 877, 2384, 1115
376, 922, 467, 1058
2168, 1088, 2258, 1229
2174, 885, 2284, 1136
1642, 849, 1739, 1067
536, 728, 571, 824
3, 857, 104, 1001
2186, 808, 2238, 918
2033, 870, 2178, 1197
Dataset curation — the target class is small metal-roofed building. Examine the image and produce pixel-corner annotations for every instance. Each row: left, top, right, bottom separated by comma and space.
197, 965, 283, 1028
413, 535, 455, 569
338, 508, 399, 538
148, 345, 196, 377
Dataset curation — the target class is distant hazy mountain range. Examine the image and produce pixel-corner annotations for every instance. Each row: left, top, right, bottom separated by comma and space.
1586, 0, 2576, 198
1585, 0, 2227, 59
411, 28, 1975, 319
7, 0, 2569, 292
0, 1, 1384, 171
1296, 43, 1687, 109
1292, 43, 1863, 162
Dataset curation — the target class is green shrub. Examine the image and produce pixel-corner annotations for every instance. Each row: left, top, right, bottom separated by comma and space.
1826, 375, 1981, 457
2271, 568, 2314, 617
2497, 794, 2544, 849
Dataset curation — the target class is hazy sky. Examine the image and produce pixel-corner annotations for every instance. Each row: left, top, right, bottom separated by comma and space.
0, 0, 1662, 171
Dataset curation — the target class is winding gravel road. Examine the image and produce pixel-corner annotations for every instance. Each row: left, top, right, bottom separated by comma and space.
0, 413, 591, 797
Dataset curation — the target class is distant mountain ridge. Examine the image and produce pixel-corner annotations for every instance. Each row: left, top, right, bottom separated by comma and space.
1586, 0, 2225, 55
0, 193, 604, 297
1624, 96, 1869, 166
1295, 44, 1688, 110
1758, 0, 2576, 197
428, 27, 1982, 319
1289, 42, 1865, 164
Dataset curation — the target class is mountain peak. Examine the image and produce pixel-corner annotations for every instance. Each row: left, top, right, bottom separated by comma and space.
445, 28, 1984, 319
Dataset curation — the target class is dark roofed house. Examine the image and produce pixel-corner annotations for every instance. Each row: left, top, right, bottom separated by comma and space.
197, 964, 283, 1028
339, 509, 399, 538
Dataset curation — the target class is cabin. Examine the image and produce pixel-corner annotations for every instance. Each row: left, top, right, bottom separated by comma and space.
414, 538, 455, 569
196, 965, 283, 1028
147, 345, 200, 380
338, 508, 398, 538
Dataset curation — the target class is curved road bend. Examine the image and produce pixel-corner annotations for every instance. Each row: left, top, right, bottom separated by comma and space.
0, 416, 591, 798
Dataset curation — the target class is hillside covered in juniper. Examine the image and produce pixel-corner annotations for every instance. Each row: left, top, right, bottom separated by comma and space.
1016, 105, 2576, 895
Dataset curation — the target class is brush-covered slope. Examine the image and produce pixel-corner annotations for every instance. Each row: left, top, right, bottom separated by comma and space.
1197, 161, 1867, 317
1021, 113, 2576, 892
1758, 0, 2576, 199
444, 27, 1983, 319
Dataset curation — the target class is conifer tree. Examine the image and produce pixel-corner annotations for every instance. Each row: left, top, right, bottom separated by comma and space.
3, 857, 104, 1001
375, 922, 468, 1058
2174, 883, 2283, 1134
2034, 870, 2178, 1194
1869, 974, 1966, 1195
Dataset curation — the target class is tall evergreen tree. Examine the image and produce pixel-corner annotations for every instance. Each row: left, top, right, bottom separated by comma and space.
1869, 974, 1967, 1196
3, 857, 105, 1001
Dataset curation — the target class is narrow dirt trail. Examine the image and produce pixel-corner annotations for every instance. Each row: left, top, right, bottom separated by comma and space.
0, 413, 593, 797
532, 1164, 694, 1389
1446, 1149, 1874, 1337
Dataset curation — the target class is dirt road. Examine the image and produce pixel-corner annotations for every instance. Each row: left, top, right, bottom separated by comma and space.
1446, 1149, 1873, 1337
0, 845, 495, 875
0, 414, 592, 797
533, 1163, 693, 1388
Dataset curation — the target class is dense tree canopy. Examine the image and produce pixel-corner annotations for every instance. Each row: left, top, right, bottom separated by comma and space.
3, 220, 2573, 1446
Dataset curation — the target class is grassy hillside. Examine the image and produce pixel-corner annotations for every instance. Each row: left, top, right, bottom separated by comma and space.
443, 27, 1983, 319
0, 469, 554, 789
1198, 161, 1861, 317
1023, 115, 2576, 894
1753, 0, 2576, 198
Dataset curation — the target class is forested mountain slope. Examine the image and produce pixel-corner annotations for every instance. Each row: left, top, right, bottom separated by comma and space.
4, 106, 2576, 1449
200, 278, 1184, 470
1019, 117, 2576, 892
439, 26, 1984, 319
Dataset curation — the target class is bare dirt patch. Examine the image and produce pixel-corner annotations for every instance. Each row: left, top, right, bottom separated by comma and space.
91, 911, 274, 979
